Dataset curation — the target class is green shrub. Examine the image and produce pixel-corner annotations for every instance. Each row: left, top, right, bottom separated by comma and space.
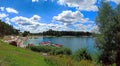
29, 45, 71, 55
97, 51, 115, 65
50, 47, 71, 55
22, 31, 29, 37
73, 48, 92, 61
79, 60, 96, 66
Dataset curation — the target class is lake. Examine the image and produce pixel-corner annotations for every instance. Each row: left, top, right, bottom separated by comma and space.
25, 36, 96, 53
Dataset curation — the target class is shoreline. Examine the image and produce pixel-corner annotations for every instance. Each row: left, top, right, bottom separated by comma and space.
2, 36, 28, 48
1, 35, 93, 48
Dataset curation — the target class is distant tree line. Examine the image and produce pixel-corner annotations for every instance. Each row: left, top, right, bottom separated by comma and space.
42, 29, 92, 36
0, 20, 19, 37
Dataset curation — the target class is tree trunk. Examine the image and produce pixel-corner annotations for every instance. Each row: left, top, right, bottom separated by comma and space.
116, 49, 120, 66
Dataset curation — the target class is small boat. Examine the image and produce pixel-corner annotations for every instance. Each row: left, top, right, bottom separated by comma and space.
53, 44, 63, 47
40, 41, 51, 46
40, 41, 62, 47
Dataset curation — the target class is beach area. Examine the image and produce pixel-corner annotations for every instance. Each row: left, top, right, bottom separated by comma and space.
1, 36, 29, 48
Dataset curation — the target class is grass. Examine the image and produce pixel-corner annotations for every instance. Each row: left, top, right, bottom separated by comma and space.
44, 55, 98, 66
1, 40, 114, 66
44, 55, 80, 66
0, 40, 49, 66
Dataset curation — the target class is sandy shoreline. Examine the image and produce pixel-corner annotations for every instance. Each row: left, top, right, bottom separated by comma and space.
2, 36, 29, 48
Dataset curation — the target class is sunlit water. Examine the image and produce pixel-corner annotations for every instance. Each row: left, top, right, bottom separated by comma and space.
25, 36, 97, 54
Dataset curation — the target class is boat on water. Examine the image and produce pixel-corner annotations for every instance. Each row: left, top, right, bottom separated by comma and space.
40, 41, 62, 47
41, 42, 51, 46
53, 44, 63, 47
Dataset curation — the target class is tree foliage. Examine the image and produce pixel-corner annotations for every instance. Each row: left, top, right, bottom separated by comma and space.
22, 31, 30, 37
73, 48, 92, 61
0, 20, 19, 37
96, 2, 120, 65
42, 29, 92, 36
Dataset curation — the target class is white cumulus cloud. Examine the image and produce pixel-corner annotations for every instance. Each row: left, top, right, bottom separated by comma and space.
5, 17, 11, 25
74, 24, 93, 32
0, 13, 8, 19
6, 7, 18, 14
53, 10, 89, 24
91, 25, 99, 33
11, 15, 42, 33
0, 7, 5, 11
10, 14, 76, 33
11, 15, 41, 26
30, 15, 41, 22
73, 21, 100, 33
57, 0, 98, 11
10, 15, 96, 33
32, 0, 39, 2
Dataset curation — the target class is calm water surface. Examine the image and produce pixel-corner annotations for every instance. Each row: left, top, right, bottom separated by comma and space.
25, 37, 96, 53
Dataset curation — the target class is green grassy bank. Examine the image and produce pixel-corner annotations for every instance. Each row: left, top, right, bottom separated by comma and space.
0, 40, 49, 66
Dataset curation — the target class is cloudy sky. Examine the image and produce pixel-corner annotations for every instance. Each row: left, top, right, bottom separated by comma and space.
0, 0, 119, 33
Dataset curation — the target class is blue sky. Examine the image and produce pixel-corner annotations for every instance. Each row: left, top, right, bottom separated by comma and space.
0, 0, 119, 33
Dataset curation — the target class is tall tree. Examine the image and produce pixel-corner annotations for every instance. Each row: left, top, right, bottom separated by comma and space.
22, 31, 30, 37
0, 20, 19, 37
96, 2, 120, 66
113, 4, 120, 66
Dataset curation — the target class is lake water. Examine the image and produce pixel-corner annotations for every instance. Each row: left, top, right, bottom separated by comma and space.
25, 36, 96, 53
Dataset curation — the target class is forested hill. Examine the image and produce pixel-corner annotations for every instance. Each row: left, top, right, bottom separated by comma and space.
0, 20, 19, 37
42, 29, 92, 36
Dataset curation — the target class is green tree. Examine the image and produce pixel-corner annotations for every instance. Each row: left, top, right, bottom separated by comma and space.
96, 2, 120, 66
73, 48, 92, 61
22, 31, 30, 37
0, 20, 19, 37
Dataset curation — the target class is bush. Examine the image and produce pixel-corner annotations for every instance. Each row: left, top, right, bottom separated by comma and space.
73, 48, 92, 61
97, 51, 115, 65
50, 47, 71, 55
29, 45, 71, 55
30, 46, 51, 52
22, 31, 29, 37
44, 55, 79, 66
79, 60, 96, 66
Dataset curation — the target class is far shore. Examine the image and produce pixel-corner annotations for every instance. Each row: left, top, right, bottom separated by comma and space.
27, 35, 93, 38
